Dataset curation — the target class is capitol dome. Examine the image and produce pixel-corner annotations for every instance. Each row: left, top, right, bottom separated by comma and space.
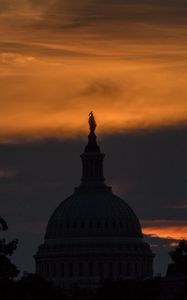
35, 113, 154, 289
45, 190, 143, 240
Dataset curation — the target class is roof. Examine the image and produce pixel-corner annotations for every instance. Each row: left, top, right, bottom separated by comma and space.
45, 185, 143, 240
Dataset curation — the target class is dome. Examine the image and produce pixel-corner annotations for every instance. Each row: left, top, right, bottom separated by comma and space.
35, 113, 154, 289
45, 186, 143, 240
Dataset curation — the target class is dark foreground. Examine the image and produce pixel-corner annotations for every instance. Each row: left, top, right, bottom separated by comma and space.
0, 274, 187, 300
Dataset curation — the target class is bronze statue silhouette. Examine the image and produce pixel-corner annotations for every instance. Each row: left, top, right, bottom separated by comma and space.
88, 112, 96, 133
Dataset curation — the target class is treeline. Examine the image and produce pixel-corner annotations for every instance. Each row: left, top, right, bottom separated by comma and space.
0, 216, 187, 300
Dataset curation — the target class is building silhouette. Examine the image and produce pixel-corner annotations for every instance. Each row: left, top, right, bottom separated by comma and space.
35, 114, 154, 289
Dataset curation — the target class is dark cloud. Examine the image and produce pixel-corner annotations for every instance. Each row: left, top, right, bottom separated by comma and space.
0, 125, 187, 274
1, 125, 187, 221
35, 0, 187, 32
78, 79, 122, 99
1, 0, 187, 40
103, 125, 187, 220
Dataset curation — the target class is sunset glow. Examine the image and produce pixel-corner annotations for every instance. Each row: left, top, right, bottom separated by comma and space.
0, 1, 187, 141
142, 220, 187, 240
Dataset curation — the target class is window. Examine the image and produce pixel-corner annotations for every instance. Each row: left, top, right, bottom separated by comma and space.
81, 221, 85, 229
69, 263, 74, 277
89, 262, 93, 277
40, 263, 43, 274
61, 263, 64, 277
53, 263, 56, 277
99, 262, 103, 277
79, 262, 83, 276
90, 160, 93, 176
109, 262, 113, 276
89, 221, 93, 229
66, 221, 70, 229
118, 262, 122, 276
135, 262, 138, 275
119, 221, 123, 229
46, 264, 49, 276
127, 262, 130, 276
73, 221, 77, 229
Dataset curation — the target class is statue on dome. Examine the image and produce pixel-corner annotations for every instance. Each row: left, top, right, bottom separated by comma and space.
88, 112, 97, 133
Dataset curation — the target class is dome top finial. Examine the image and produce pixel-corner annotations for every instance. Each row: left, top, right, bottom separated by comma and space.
89, 111, 96, 133
84, 112, 100, 153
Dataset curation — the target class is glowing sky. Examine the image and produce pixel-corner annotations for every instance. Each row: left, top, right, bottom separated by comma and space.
1, 0, 187, 274
1, 0, 187, 141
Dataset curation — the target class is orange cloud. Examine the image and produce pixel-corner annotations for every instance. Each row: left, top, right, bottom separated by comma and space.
142, 220, 187, 240
0, 1, 187, 142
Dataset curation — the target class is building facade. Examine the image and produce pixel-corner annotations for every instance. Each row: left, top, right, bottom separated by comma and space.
35, 114, 154, 289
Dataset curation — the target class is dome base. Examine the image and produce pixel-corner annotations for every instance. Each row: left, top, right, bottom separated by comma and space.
35, 237, 154, 289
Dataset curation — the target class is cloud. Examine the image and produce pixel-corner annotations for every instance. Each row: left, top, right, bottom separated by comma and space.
0, 1, 187, 142
0, 168, 18, 179
142, 220, 187, 240
105, 126, 187, 221
0, 52, 36, 65
0, 127, 186, 274
1, 0, 187, 39
0, 56, 187, 142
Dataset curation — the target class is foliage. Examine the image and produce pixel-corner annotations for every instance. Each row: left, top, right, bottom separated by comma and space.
0, 216, 8, 231
0, 273, 68, 300
169, 239, 187, 274
0, 216, 19, 281
95, 279, 160, 300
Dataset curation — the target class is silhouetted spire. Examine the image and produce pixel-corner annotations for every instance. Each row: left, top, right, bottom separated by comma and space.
80, 113, 105, 186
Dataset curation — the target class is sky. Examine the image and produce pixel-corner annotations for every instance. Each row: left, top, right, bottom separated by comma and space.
0, 0, 187, 275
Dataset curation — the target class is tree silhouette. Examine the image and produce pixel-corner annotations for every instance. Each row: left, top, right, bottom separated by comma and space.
15, 273, 68, 300
0, 216, 19, 281
169, 239, 187, 274
95, 279, 159, 300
